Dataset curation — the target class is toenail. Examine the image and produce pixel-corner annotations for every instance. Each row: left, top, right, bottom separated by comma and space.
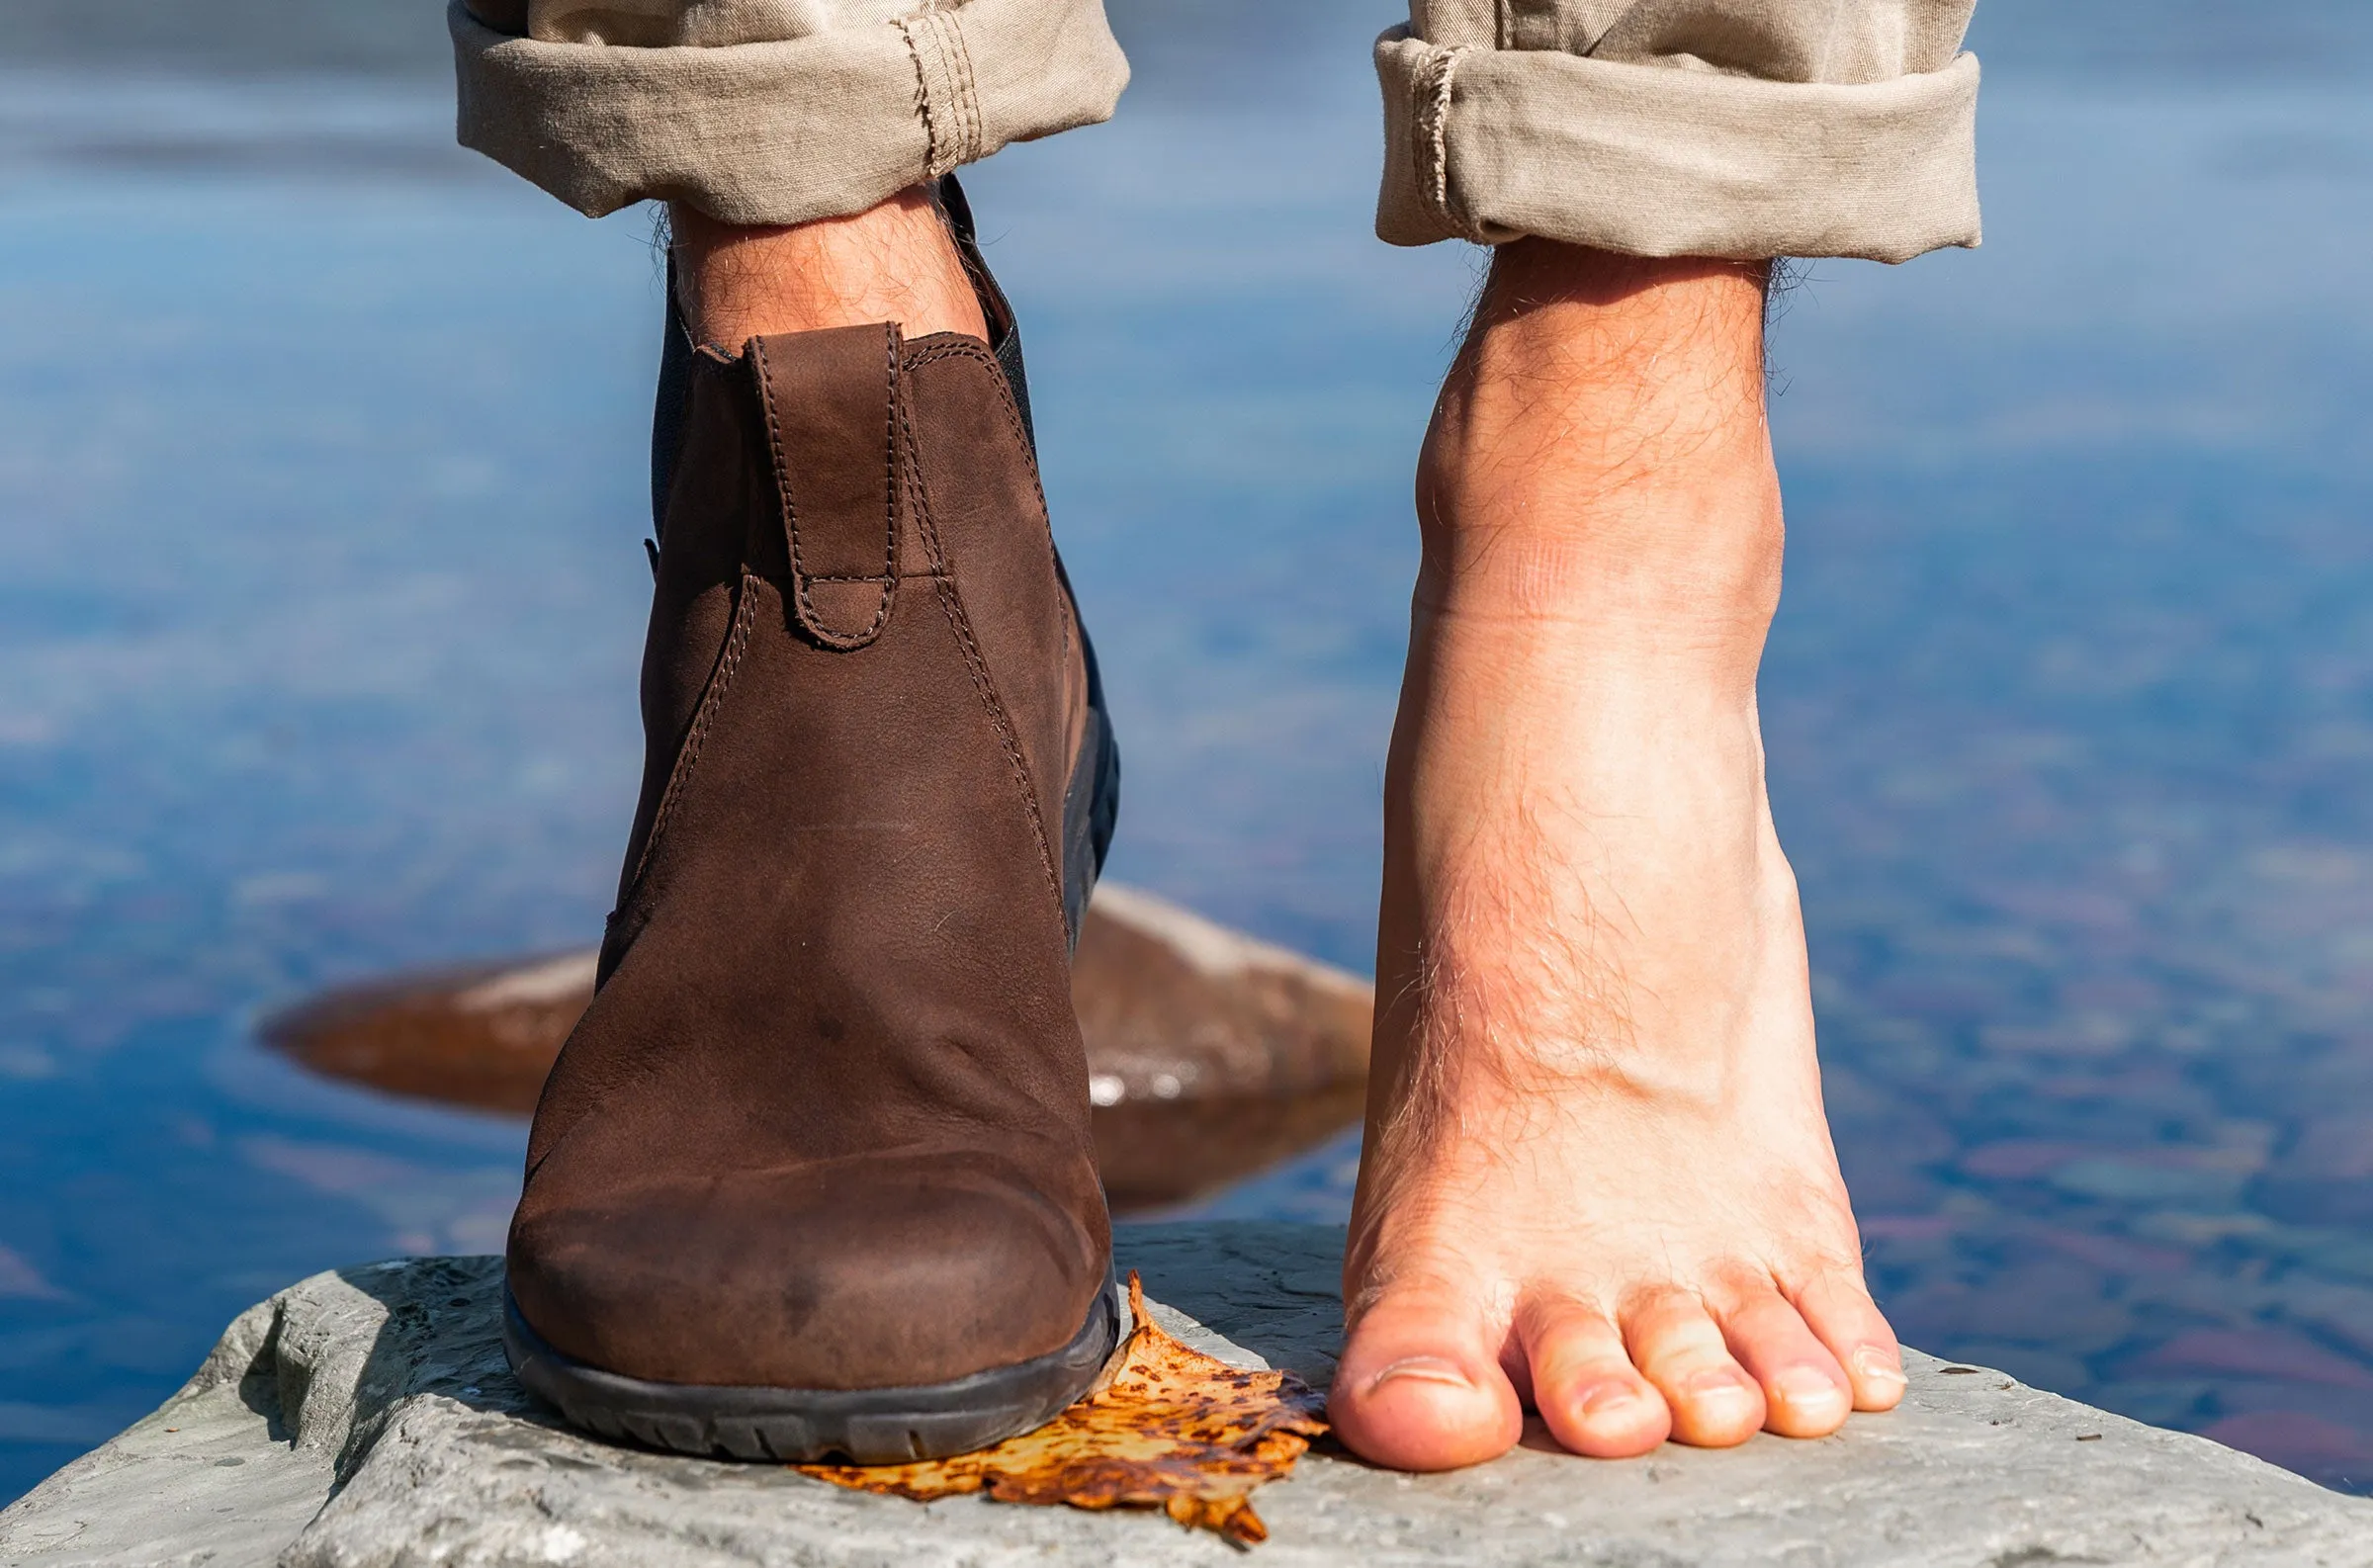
1684, 1368, 1755, 1403
1577, 1382, 1643, 1419
1365, 1356, 1474, 1395
1853, 1350, 1906, 1388
1772, 1366, 1844, 1408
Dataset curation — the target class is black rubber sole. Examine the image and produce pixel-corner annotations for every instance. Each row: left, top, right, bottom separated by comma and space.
503, 1278, 1124, 1464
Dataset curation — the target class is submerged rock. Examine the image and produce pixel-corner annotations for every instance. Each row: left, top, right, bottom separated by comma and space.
6, 1223, 2368, 1567
261, 884, 1374, 1211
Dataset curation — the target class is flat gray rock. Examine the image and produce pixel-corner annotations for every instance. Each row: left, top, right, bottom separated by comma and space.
4, 1222, 2367, 1566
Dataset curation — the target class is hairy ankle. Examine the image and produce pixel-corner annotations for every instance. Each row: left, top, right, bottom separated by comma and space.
669, 189, 989, 349
1437, 240, 1772, 479
1415, 242, 1781, 650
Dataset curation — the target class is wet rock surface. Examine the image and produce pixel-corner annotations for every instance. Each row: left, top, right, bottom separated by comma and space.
6, 1223, 2368, 1567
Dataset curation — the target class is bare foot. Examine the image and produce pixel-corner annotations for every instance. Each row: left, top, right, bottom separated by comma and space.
668, 187, 987, 346
1331, 243, 1905, 1471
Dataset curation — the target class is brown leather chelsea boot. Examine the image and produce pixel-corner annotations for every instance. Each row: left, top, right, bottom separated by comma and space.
500, 195, 1123, 1463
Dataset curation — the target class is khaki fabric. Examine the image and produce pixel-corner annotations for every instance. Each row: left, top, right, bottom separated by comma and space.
452, 0, 1978, 263
450, 0, 1129, 226
1376, 0, 1981, 260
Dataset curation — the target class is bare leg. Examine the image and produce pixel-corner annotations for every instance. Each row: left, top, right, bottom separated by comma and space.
1331, 242, 1904, 1470
667, 188, 986, 345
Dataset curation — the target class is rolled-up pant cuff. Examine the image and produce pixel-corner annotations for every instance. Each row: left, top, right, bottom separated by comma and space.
1374, 28, 1980, 263
450, 0, 1129, 226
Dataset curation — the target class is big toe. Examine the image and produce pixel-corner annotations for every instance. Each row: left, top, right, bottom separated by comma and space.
1330, 1281, 1523, 1471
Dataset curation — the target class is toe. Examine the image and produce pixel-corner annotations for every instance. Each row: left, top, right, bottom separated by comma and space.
1517, 1296, 1670, 1458
1715, 1282, 1853, 1437
1623, 1289, 1766, 1446
1332, 1277, 1524, 1471
1792, 1266, 1906, 1413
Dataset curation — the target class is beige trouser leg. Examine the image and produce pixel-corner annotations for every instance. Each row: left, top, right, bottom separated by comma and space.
452, 1, 1978, 265
1376, 1, 1981, 262
450, 0, 1130, 226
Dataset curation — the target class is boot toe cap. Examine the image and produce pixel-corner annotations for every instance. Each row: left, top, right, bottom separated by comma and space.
507, 1151, 1107, 1391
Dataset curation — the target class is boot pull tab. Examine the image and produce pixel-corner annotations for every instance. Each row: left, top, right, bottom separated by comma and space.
748, 323, 902, 651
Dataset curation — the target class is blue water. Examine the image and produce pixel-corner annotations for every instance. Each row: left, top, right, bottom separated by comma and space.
5, 1, 2373, 1503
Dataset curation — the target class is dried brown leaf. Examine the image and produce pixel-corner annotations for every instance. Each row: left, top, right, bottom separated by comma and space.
798, 1273, 1328, 1544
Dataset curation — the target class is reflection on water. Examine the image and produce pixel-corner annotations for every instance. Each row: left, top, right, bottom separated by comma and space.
4, 0, 2373, 1505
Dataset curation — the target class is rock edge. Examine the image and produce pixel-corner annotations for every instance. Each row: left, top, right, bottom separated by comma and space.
3, 1222, 2369, 1566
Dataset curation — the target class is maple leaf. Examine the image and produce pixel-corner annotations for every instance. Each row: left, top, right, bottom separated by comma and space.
799, 1273, 1329, 1545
